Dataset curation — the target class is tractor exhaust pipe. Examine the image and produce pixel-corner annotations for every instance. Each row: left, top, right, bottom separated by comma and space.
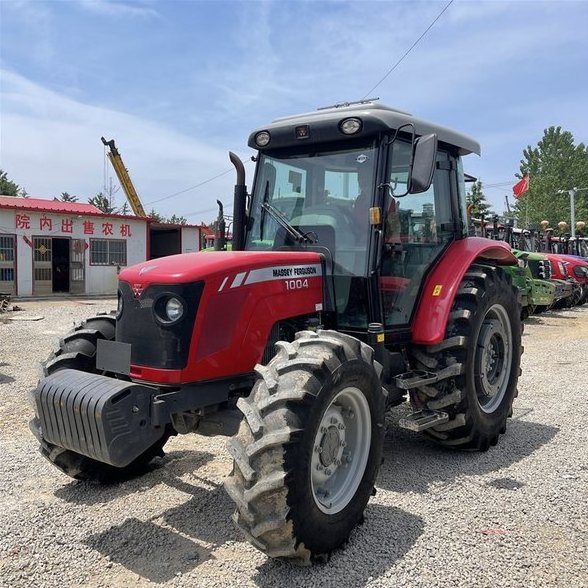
230, 151, 247, 251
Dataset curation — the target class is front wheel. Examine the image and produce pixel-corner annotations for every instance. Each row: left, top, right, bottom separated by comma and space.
408, 264, 522, 451
224, 330, 386, 564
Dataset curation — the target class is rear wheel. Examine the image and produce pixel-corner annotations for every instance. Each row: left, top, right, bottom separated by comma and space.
408, 264, 521, 451
31, 312, 170, 482
224, 330, 386, 564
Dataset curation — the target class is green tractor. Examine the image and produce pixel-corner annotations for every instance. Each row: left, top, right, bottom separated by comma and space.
512, 250, 556, 314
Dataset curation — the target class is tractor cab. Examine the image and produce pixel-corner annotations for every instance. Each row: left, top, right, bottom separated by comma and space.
240, 101, 480, 333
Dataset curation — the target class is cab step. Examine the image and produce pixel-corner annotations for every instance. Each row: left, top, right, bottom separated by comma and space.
394, 363, 463, 391
398, 409, 449, 432
394, 370, 439, 390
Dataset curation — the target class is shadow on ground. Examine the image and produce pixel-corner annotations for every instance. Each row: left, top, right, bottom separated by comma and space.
54, 449, 215, 506
84, 516, 210, 583
253, 504, 423, 588
0, 361, 15, 384
379, 406, 559, 495
78, 449, 235, 582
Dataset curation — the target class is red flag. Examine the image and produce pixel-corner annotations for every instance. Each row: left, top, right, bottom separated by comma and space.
513, 175, 530, 199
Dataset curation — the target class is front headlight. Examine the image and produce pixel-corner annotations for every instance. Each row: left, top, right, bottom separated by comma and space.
165, 297, 184, 322
153, 294, 186, 325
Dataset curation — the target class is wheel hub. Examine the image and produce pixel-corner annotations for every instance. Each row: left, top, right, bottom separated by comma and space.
319, 425, 342, 468
310, 387, 371, 515
475, 304, 513, 414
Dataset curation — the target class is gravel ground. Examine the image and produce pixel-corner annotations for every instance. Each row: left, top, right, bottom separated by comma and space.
0, 299, 587, 588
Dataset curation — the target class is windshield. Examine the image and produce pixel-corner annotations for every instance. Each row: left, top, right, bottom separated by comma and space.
246, 142, 378, 276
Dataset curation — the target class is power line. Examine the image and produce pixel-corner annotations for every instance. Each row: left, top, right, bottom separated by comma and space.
144, 168, 234, 206
362, 0, 454, 99
182, 200, 234, 218
144, 153, 255, 207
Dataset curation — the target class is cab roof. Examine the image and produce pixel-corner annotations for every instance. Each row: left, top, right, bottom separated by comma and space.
248, 102, 481, 156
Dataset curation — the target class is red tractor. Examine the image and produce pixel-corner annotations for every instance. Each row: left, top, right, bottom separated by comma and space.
30, 101, 522, 564
546, 253, 588, 306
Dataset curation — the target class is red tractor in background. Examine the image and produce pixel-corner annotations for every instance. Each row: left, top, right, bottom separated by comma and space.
30, 101, 522, 564
546, 253, 588, 306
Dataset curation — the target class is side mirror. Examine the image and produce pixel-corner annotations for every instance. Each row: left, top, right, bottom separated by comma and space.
409, 133, 437, 194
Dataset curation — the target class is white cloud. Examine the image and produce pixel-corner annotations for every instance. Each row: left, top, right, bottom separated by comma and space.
0, 70, 245, 220
76, 0, 160, 19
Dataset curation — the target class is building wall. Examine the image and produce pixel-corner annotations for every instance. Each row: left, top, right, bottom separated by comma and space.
181, 226, 201, 253
0, 208, 147, 296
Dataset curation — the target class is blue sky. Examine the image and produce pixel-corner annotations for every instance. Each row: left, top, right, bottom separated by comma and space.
1, 0, 587, 222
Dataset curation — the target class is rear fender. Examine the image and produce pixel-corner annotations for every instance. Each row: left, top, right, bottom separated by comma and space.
411, 238, 517, 346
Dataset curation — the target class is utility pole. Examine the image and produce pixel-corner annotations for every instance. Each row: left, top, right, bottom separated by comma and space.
557, 187, 587, 239
569, 188, 576, 239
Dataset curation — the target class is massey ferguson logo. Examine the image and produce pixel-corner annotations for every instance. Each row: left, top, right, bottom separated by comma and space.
132, 284, 145, 298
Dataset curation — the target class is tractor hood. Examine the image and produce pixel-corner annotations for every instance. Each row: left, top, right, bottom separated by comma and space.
116, 250, 325, 385
119, 250, 323, 286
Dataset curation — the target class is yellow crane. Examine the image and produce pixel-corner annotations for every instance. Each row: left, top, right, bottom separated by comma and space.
101, 137, 147, 217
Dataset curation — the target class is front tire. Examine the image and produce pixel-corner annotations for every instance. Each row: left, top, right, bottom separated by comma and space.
224, 330, 386, 564
409, 264, 521, 451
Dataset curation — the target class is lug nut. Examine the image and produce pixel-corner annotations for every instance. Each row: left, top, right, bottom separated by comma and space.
325, 469, 332, 476
340, 440, 346, 448
320, 426, 327, 434
338, 423, 345, 430
316, 463, 323, 471
330, 417, 337, 425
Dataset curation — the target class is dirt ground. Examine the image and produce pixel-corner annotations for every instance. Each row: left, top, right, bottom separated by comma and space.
0, 300, 587, 588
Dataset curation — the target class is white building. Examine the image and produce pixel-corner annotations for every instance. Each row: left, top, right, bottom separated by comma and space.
0, 196, 201, 297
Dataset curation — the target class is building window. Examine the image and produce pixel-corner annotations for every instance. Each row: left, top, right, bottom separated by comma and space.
0, 235, 16, 262
90, 239, 127, 266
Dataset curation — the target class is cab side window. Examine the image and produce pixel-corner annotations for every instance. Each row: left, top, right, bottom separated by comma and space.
380, 140, 453, 326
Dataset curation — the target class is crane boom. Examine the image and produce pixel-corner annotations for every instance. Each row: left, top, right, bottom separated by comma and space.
101, 137, 147, 217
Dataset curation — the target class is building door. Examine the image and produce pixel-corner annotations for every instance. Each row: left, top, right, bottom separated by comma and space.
33, 237, 53, 295
70, 239, 85, 295
0, 235, 16, 295
52, 238, 70, 293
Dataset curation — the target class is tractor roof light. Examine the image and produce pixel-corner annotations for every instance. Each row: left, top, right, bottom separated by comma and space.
339, 117, 363, 135
255, 131, 271, 147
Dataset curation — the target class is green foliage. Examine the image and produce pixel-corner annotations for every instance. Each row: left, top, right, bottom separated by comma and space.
515, 126, 588, 228
167, 214, 187, 225
148, 208, 164, 222
466, 180, 492, 218
89, 192, 117, 214
60, 192, 78, 202
147, 209, 188, 224
0, 170, 22, 197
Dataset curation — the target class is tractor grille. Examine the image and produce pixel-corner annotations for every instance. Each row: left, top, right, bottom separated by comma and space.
117, 280, 204, 369
34, 369, 164, 467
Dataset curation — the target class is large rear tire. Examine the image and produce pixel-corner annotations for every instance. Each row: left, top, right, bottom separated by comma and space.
224, 330, 386, 564
408, 264, 521, 451
31, 312, 170, 483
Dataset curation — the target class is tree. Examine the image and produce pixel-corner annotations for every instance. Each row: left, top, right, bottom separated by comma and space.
167, 214, 187, 225
60, 192, 78, 202
0, 170, 21, 197
466, 180, 492, 219
89, 192, 117, 214
148, 208, 164, 222
515, 126, 588, 228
